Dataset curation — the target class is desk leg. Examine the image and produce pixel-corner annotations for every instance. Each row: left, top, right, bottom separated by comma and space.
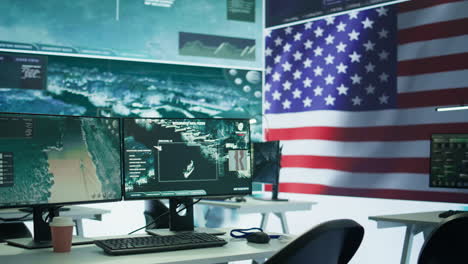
260, 213, 269, 230
74, 219, 84, 237
400, 224, 416, 264
274, 212, 289, 234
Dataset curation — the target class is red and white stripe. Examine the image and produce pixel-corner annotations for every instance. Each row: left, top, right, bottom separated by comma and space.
264, 0, 468, 203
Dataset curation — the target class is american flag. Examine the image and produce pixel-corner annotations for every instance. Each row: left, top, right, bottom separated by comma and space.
264, 0, 468, 203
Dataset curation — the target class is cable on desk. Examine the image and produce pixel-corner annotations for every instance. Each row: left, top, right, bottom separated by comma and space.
128, 198, 202, 235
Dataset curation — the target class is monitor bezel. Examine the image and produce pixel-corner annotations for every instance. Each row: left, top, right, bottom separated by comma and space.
252, 140, 282, 185
121, 117, 253, 201
429, 133, 468, 189
0, 112, 124, 209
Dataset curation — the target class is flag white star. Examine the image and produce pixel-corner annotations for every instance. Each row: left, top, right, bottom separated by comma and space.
282, 80, 292, 90
281, 61, 292, 72
294, 32, 302, 41
376, 7, 388, 16
348, 11, 359, 19
365, 62, 375, 73
361, 17, 374, 29
324, 74, 335, 85
365, 84, 375, 94
265, 47, 273, 56
351, 96, 362, 106
264, 100, 271, 110
325, 16, 335, 25
293, 70, 302, 80
282, 99, 291, 109
336, 42, 347, 53
314, 86, 324, 96
336, 63, 348, 74
350, 74, 362, 84
379, 50, 389, 60
303, 58, 312, 68
293, 50, 303, 61
284, 27, 293, 34
274, 37, 283, 46
363, 40, 375, 51
314, 46, 324, 56
272, 90, 282, 100
305, 21, 313, 29
336, 84, 349, 95
379, 94, 389, 104
272, 72, 281, 82
304, 39, 313, 49
349, 51, 361, 63
325, 34, 335, 45
292, 88, 302, 98
314, 27, 324, 37
378, 28, 389, 39
336, 22, 347, 32
348, 30, 360, 41
283, 43, 292, 52
265, 66, 272, 75
324, 54, 335, 65
303, 97, 312, 107
324, 94, 336, 105
314, 66, 324, 76
274, 55, 281, 64
264, 82, 271, 91
379, 72, 389, 82
303, 77, 312, 88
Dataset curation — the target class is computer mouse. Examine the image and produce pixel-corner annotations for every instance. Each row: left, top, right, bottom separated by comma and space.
246, 231, 271, 244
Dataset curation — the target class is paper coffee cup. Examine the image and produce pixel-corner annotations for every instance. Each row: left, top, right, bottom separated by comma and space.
50, 216, 74, 253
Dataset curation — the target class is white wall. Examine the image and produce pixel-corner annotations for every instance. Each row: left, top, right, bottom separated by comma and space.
38, 193, 466, 264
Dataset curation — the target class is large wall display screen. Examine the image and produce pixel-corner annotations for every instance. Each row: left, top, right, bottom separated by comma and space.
0, 53, 263, 141
266, 0, 407, 28
0, 0, 262, 69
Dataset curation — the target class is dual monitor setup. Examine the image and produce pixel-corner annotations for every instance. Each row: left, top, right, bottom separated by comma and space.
0, 112, 282, 249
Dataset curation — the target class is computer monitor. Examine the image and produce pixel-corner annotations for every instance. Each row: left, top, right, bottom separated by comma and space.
252, 141, 285, 201
0, 113, 122, 248
122, 117, 252, 231
430, 134, 468, 188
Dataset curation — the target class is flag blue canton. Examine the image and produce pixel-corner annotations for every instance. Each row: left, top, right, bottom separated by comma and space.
264, 7, 397, 114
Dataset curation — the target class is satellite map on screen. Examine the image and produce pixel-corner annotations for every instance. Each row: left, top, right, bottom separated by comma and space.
0, 114, 122, 207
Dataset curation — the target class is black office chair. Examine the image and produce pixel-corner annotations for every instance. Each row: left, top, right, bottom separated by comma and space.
264, 219, 364, 264
0, 223, 32, 243
418, 212, 468, 264
143, 200, 170, 229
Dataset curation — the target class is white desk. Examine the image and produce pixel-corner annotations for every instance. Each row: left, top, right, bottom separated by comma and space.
369, 211, 445, 264
0, 206, 110, 237
0, 232, 294, 264
199, 197, 316, 234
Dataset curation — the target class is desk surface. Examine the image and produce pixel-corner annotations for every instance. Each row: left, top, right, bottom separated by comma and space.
199, 196, 316, 214
0, 206, 111, 224
369, 211, 446, 225
0, 232, 293, 264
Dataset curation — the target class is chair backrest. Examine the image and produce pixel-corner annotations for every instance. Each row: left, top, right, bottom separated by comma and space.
265, 219, 364, 264
418, 212, 468, 264
144, 200, 170, 229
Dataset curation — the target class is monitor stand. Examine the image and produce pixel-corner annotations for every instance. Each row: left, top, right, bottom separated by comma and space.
146, 198, 226, 236
6, 206, 93, 249
253, 184, 288, 202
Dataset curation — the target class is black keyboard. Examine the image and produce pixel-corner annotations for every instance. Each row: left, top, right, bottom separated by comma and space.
94, 232, 227, 255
